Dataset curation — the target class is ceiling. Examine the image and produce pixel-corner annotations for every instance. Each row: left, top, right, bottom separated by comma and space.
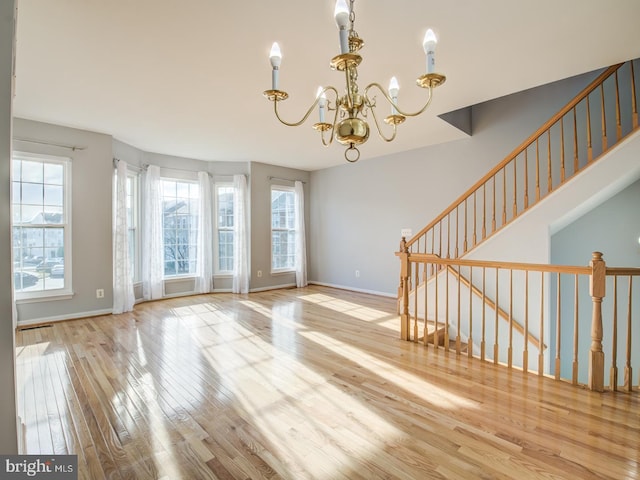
13, 0, 640, 171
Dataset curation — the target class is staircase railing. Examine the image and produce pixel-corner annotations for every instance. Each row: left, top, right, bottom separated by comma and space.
404, 59, 639, 258
396, 248, 640, 392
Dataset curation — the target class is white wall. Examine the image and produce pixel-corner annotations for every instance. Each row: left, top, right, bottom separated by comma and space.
0, 0, 19, 453
309, 69, 601, 295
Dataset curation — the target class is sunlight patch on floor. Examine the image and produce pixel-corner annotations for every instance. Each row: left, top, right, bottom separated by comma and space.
195, 317, 406, 479
300, 293, 399, 330
300, 329, 480, 411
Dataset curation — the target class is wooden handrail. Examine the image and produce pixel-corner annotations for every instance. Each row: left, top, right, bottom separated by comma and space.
398, 252, 591, 275
606, 267, 640, 276
406, 63, 625, 249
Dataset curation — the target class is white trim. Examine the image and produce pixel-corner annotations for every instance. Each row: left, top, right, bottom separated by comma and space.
250, 283, 296, 293
163, 275, 196, 284
15, 291, 74, 304
308, 281, 396, 298
212, 288, 232, 293
161, 290, 198, 299
17, 308, 113, 327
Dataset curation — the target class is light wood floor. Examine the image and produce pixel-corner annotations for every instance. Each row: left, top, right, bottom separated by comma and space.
16, 285, 640, 479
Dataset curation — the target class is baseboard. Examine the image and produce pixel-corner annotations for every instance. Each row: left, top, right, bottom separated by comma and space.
17, 308, 113, 328
250, 283, 296, 293
308, 281, 396, 298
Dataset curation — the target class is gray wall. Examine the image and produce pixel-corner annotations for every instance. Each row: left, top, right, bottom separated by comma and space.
13, 119, 114, 323
1, 0, 19, 453
250, 161, 310, 291
309, 69, 601, 295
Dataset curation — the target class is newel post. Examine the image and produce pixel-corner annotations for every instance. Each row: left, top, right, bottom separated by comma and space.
588, 251, 606, 392
399, 237, 411, 341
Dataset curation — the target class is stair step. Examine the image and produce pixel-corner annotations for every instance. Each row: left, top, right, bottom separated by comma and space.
415, 318, 470, 353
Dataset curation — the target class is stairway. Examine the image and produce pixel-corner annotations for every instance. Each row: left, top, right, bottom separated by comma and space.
398, 59, 640, 378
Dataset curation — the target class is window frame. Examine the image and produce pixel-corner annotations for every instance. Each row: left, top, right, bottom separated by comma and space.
160, 177, 200, 279
12, 151, 73, 301
214, 182, 235, 276
270, 186, 297, 274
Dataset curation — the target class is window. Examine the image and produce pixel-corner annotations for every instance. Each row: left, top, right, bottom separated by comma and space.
215, 184, 234, 274
12, 153, 71, 297
126, 173, 140, 282
271, 187, 296, 272
161, 179, 199, 277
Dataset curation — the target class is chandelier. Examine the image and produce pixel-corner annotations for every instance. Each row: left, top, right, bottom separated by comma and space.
263, 0, 446, 162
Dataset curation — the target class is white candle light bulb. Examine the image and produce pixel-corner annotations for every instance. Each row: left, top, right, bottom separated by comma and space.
423, 29, 437, 74
269, 42, 282, 68
316, 87, 327, 122
389, 76, 399, 115
269, 42, 282, 90
334, 0, 350, 54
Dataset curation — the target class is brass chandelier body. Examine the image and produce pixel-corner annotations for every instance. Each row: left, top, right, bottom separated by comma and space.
263, 0, 446, 162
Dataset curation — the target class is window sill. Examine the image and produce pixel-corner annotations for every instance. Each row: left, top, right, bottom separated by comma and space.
163, 275, 196, 284
271, 269, 295, 276
15, 290, 75, 304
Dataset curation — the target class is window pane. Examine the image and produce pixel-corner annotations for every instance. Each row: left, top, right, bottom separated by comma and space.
215, 185, 236, 273
12, 155, 69, 295
44, 163, 63, 185
21, 161, 43, 183
217, 230, 234, 272
22, 182, 43, 205
271, 188, 296, 271
44, 185, 63, 207
162, 179, 198, 277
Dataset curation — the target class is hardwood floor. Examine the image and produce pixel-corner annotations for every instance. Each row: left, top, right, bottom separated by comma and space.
16, 285, 640, 479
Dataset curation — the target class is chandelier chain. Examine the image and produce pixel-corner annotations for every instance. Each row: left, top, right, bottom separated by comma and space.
349, 0, 355, 34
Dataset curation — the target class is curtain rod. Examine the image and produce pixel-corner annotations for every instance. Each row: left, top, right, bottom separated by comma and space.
113, 158, 143, 172
142, 164, 246, 178
13, 137, 87, 151
268, 176, 307, 184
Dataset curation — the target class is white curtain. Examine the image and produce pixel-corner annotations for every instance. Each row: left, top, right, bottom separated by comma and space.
195, 171, 213, 294
294, 181, 308, 287
232, 174, 249, 294
141, 165, 164, 300
112, 160, 135, 313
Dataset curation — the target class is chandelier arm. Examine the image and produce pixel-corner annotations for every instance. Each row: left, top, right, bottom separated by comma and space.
272, 86, 340, 127
364, 82, 434, 117
367, 99, 398, 143
320, 103, 341, 147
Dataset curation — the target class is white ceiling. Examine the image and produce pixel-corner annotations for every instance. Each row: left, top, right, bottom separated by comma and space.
13, 0, 640, 171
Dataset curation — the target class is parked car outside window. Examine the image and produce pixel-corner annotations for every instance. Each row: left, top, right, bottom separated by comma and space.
50, 264, 65, 278
14, 271, 39, 290
35, 259, 62, 273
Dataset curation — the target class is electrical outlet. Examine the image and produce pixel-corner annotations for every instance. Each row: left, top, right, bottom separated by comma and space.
355, 270, 360, 278
96, 288, 104, 298
257, 270, 262, 278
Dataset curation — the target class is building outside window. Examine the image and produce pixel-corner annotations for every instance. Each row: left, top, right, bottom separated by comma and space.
161, 179, 199, 277
271, 187, 296, 272
12, 153, 71, 297
215, 184, 234, 274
